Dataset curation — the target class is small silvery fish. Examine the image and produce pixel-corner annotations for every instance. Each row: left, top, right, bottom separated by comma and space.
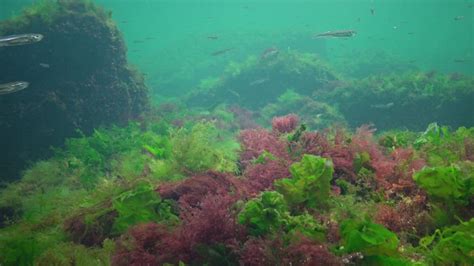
0, 33, 43, 47
313, 30, 357, 38
249, 78, 268, 86
211, 48, 234, 56
0, 81, 29, 95
370, 102, 394, 109
260, 47, 279, 60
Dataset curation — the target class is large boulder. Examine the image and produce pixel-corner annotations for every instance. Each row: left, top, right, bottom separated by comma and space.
186, 51, 340, 109
0, 0, 149, 181
319, 72, 474, 130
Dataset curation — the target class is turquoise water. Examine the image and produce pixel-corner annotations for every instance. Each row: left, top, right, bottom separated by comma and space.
3, 0, 472, 97
1, 1, 473, 265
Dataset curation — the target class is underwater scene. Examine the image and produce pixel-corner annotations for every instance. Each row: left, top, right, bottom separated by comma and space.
0, 0, 473, 265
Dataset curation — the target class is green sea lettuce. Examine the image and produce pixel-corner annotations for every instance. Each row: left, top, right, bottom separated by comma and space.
413, 165, 472, 205
238, 191, 325, 240
275, 154, 333, 209
112, 182, 178, 233
340, 219, 399, 256
414, 124, 474, 165
420, 218, 474, 265
238, 191, 289, 236
413, 122, 449, 149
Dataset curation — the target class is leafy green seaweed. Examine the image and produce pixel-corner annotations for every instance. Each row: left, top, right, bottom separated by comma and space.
238, 191, 289, 236
275, 155, 333, 209
413, 164, 473, 206
112, 182, 179, 233
419, 218, 474, 265
340, 219, 400, 258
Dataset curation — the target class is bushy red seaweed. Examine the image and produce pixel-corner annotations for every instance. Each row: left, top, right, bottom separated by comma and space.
64, 207, 117, 247
239, 128, 289, 168
238, 237, 284, 266
284, 237, 342, 266
375, 194, 431, 237
113, 223, 168, 266
272, 114, 299, 134
157, 171, 248, 207
157, 193, 246, 264
238, 236, 341, 266
115, 192, 247, 265
375, 204, 403, 233
243, 159, 291, 193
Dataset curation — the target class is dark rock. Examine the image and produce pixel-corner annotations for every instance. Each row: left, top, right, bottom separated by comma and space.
0, 0, 149, 181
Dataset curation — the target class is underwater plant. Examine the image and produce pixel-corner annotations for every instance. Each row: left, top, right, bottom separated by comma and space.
414, 123, 474, 166
239, 128, 290, 169
275, 154, 333, 210
238, 191, 289, 236
339, 219, 402, 261
262, 90, 346, 130
112, 182, 179, 234
170, 122, 238, 174
413, 163, 474, 227
272, 114, 300, 134
238, 191, 325, 242
243, 159, 291, 192
419, 218, 474, 265
157, 171, 247, 208
413, 165, 472, 206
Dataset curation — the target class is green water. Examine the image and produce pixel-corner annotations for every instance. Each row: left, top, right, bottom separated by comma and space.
1, 1, 474, 265
2, 0, 473, 97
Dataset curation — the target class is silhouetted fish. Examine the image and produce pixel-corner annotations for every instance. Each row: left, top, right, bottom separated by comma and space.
211, 48, 234, 56
0, 33, 43, 47
371, 102, 394, 109
207, 36, 219, 40
313, 30, 356, 38
454, 16, 464, 21
453, 58, 469, 63
260, 47, 279, 60
249, 78, 269, 86
0, 81, 29, 95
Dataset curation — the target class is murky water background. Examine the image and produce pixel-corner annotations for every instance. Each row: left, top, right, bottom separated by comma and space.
2, 0, 472, 98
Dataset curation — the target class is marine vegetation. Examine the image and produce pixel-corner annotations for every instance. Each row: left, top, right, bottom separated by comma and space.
0, 110, 473, 265
0, 1, 473, 265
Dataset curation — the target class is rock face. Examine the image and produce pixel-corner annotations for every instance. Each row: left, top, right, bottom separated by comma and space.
186, 51, 339, 110
0, 1, 149, 181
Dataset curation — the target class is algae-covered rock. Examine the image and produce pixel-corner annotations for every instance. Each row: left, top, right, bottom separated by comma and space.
186, 51, 339, 109
321, 72, 474, 130
0, 0, 149, 181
